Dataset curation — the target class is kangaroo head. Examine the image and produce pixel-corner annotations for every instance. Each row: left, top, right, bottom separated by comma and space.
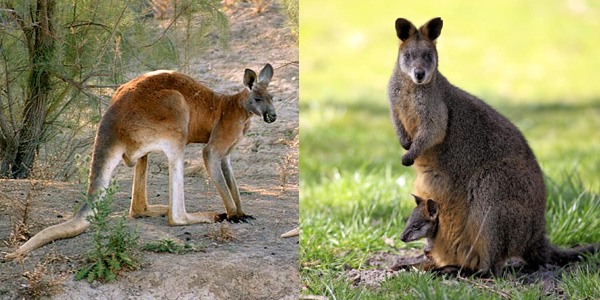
394, 17, 443, 85
243, 64, 276, 123
400, 194, 439, 243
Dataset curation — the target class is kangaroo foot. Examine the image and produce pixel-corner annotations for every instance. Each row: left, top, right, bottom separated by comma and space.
168, 211, 219, 226
129, 205, 169, 218
217, 213, 255, 223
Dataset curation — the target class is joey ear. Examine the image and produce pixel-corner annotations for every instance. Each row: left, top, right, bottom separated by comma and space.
395, 18, 417, 41
410, 194, 424, 206
420, 17, 443, 41
259, 63, 273, 85
244, 69, 257, 89
426, 199, 438, 220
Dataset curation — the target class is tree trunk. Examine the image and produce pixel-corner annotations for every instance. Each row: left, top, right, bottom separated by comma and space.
8, 0, 55, 178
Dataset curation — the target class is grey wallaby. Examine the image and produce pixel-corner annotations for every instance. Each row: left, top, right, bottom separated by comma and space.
388, 17, 599, 275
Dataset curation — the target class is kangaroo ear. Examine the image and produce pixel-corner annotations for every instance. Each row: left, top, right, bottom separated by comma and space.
410, 194, 424, 206
420, 17, 443, 41
395, 18, 417, 41
426, 199, 438, 220
244, 69, 257, 89
259, 63, 273, 85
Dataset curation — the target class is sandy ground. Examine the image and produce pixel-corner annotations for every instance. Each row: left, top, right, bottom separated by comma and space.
0, 1, 298, 299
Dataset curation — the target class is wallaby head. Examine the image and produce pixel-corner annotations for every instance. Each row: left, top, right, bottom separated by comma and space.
394, 17, 443, 85
400, 194, 438, 243
243, 64, 277, 123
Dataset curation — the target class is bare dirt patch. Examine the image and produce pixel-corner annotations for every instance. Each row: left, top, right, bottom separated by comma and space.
0, 1, 298, 299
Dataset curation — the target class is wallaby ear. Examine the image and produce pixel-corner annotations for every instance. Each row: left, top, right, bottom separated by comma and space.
244, 69, 257, 89
410, 194, 424, 206
259, 63, 273, 85
425, 199, 438, 220
420, 17, 443, 42
395, 18, 417, 41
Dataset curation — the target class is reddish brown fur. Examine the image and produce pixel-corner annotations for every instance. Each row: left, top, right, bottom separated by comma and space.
108, 71, 252, 159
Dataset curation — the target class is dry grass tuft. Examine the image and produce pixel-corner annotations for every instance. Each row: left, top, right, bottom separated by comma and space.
18, 256, 67, 299
277, 132, 299, 191
206, 223, 238, 242
3, 178, 46, 248
251, 0, 268, 14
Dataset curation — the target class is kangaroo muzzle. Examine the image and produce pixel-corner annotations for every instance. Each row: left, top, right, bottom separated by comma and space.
263, 111, 277, 123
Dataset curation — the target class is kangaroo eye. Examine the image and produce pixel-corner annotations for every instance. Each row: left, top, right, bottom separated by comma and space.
403, 53, 410, 60
412, 224, 419, 229
254, 98, 263, 102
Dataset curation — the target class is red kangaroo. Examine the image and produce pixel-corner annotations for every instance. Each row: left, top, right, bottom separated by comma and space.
8, 64, 277, 258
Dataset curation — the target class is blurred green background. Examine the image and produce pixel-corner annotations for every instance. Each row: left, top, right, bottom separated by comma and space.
300, 0, 600, 297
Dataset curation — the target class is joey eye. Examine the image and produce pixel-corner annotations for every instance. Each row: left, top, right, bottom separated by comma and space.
403, 53, 410, 60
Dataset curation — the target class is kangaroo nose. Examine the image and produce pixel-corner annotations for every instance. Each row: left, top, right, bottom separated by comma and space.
263, 111, 277, 123
414, 69, 425, 81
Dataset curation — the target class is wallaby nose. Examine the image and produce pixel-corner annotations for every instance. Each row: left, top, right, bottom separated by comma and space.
414, 69, 425, 81
400, 233, 407, 243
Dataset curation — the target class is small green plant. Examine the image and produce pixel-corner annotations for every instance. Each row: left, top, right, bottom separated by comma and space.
143, 238, 206, 254
75, 183, 140, 283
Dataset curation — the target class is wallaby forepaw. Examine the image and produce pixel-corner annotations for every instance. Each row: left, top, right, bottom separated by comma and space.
400, 140, 412, 150
402, 154, 415, 166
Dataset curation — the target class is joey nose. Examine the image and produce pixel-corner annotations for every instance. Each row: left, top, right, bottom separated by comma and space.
414, 69, 425, 81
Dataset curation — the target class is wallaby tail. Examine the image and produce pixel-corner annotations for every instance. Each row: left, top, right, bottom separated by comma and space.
6, 140, 122, 258
550, 243, 600, 266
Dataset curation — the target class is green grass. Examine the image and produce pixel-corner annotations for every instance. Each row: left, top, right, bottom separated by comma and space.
300, 0, 600, 298
560, 254, 600, 299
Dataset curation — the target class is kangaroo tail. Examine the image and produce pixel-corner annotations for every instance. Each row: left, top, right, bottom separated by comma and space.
280, 226, 299, 238
6, 139, 122, 258
549, 243, 600, 266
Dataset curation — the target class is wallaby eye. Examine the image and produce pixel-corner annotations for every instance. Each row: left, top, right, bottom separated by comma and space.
412, 224, 419, 229
254, 97, 263, 102
425, 52, 433, 60
403, 53, 410, 60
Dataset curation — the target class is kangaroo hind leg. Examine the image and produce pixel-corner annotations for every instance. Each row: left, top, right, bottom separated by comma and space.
166, 144, 218, 226
129, 154, 168, 218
